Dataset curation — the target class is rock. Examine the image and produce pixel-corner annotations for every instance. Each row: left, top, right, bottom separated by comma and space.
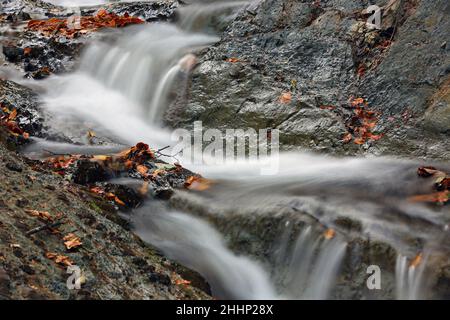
0, 142, 210, 300
165, 0, 450, 161
2, 46, 24, 63
0, 267, 11, 299
71, 160, 110, 185
6, 162, 22, 172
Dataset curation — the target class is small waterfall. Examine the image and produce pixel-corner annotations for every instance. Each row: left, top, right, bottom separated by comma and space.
395, 254, 428, 300
79, 24, 218, 123
272, 224, 347, 299
133, 209, 278, 300
177, 0, 248, 32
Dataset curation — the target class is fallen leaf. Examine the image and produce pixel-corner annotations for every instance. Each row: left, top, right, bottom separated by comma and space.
184, 176, 212, 191
27, 10, 144, 38
417, 166, 438, 178
408, 191, 449, 205
278, 92, 292, 104
63, 233, 82, 250
136, 164, 149, 176
8, 109, 17, 120
23, 47, 32, 56
151, 168, 166, 178
342, 132, 352, 144
45, 252, 73, 266
174, 278, 191, 286
114, 197, 125, 206
351, 97, 365, 107
410, 253, 422, 268
323, 228, 335, 240
225, 57, 240, 63
25, 209, 53, 221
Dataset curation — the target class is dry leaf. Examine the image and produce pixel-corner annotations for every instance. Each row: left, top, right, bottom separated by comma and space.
323, 228, 335, 240
184, 176, 212, 191
45, 252, 73, 266
410, 253, 422, 268
136, 165, 149, 176
408, 191, 449, 204
174, 278, 191, 286
342, 132, 352, 144
63, 233, 82, 250
278, 92, 292, 104
25, 209, 53, 221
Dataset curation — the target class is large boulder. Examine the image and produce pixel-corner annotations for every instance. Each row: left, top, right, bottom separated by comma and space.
165, 0, 450, 160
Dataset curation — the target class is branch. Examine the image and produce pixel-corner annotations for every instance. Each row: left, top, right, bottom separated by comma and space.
26, 221, 65, 236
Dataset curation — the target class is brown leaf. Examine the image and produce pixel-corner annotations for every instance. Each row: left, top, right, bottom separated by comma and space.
278, 92, 292, 104
225, 57, 240, 63
410, 253, 422, 268
408, 191, 449, 204
417, 166, 438, 178
136, 165, 149, 176
184, 176, 212, 191
45, 252, 73, 266
175, 279, 191, 286
63, 233, 82, 250
342, 132, 352, 144
25, 209, 53, 222
323, 228, 335, 240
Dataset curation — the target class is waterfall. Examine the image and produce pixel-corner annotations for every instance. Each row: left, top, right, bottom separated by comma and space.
29, 0, 449, 300
133, 209, 278, 300
79, 24, 218, 124
395, 254, 428, 300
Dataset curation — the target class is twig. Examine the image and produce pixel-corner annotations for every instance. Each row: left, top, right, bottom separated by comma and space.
26, 221, 65, 236
42, 149, 71, 156
156, 145, 170, 153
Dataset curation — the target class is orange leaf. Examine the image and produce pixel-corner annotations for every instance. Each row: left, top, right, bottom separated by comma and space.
114, 197, 125, 206
175, 279, 191, 286
408, 191, 449, 204
351, 98, 364, 107
136, 165, 149, 176
278, 92, 292, 104
45, 252, 73, 266
184, 176, 212, 191
25, 209, 53, 222
63, 233, 82, 250
410, 253, 422, 268
323, 228, 335, 240
342, 133, 352, 144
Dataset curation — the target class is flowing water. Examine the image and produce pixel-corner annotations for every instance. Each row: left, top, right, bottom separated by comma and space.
12, 0, 450, 299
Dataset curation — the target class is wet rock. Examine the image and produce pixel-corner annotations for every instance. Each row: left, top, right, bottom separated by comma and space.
0, 142, 210, 300
2, 46, 24, 63
149, 272, 172, 286
6, 162, 22, 172
0, 80, 44, 140
435, 265, 450, 299
104, 183, 142, 209
166, 0, 450, 161
0, 267, 11, 299
103, 1, 179, 22
71, 160, 110, 185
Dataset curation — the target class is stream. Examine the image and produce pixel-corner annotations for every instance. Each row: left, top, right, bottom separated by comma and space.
6, 0, 450, 299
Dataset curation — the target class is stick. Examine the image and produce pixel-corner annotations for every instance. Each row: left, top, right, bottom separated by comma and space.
26, 221, 65, 236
